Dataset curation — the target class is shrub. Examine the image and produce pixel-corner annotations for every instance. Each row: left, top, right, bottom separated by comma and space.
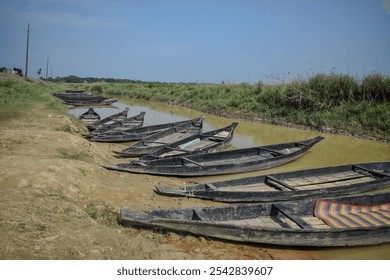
308, 73, 359, 106
361, 73, 390, 103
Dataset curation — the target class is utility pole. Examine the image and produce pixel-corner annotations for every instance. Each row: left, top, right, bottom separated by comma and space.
25, 24, 30, 80
46, 55, 49, 79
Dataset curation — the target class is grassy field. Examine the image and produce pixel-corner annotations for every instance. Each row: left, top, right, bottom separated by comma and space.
1, 73, 389, 141
0, 75, 66, 122
83, 73, 390, 141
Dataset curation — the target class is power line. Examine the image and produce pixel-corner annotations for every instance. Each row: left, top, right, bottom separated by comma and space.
0, 1, 28, 33
30, 27, 50, 57
1, 0, 52, 77
4, 0, 29, 26
1, 0, 50, 57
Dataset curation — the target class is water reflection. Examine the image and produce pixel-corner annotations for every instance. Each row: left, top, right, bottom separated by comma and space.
68, 100, 260, 149
68, 97, 390, 260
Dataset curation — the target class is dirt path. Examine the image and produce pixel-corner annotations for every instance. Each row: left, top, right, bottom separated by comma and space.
0, 103, 320, 260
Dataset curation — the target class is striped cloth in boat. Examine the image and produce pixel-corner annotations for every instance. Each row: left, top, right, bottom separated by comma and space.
313, 200, 390, 229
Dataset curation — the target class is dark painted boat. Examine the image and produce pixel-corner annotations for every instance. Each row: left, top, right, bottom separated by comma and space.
156, 162, 390, 202
54, 92, 88, 98
120, 192, 390, 247
87, 107, 129, 131
65, 99, 117, 106
54, 92, 105, 102
116, 122, 238, 158
55, 94, 105, 101
54, 91, 117, 106
78, 108, 100, 125
102, 136, 324, 176
114, 123, 204, 157
88, 112, 146, 136
90, 116, 205, 143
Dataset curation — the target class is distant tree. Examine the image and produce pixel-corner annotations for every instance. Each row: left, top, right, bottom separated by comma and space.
37, 68, 42, 76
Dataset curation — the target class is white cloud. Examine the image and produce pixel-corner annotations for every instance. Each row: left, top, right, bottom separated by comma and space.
381, 0, 390, 14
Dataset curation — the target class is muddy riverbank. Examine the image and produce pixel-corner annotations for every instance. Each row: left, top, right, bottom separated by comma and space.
0, 102, 326, 260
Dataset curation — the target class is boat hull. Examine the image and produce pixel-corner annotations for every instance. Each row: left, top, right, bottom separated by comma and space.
120, 192, 390, 247
90, 116, 205, 143
103, 136, 324, 176
155, 162, 390, 202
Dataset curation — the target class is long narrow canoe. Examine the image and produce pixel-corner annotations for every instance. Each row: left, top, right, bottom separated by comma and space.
120, 192, 390, 247
87, 107, 129, 131
113, 123, 204, 157
116, 122, 238, 158
90, 116, 205, 143
102, 136, 324, 176
57, 95, 106, 102
66, 99, 117, 106
156, 162, 390, 202
54, 93, 107, 102
78, 108, 100, 125
88, 112, 146, 136
55, 92, 94, 99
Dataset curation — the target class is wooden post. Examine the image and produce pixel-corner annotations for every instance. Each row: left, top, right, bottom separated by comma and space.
25, 24, 30, 80
46, 55, 49, 79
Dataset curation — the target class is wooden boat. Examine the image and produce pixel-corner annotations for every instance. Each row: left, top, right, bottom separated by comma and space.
90, 116, 205, 143
54, 92, 88, 98
120, 192, 390, 247
114, 123, 204, 157
88, 112, 146, 136
115, 122, 238, 158
78, 108, 100, 125
156, 162, 390, 202
87, 107, 129, 131
54, 93, 105, 101
54, 91, 117, 106
65, 99, 117, 106
102, 136, 324, 176
56, 94, 105, 101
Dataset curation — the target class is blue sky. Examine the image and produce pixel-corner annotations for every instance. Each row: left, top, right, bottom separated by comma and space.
1, 0, 389, 83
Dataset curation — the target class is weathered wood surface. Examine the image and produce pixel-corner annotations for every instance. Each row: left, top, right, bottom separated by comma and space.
90, 116, 204, 143
155, 162, 390, 202
120, 192, 390, 247
103, 136, 324, 176
134, 122, 238, 159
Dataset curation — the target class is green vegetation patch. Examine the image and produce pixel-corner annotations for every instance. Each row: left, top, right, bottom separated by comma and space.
85, 203, 119, 227
0, 78, 65, 122
81, 73, 389, 140
58, 148, 91, 162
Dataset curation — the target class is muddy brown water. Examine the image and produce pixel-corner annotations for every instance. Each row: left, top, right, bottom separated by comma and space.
69, 98, 390, 260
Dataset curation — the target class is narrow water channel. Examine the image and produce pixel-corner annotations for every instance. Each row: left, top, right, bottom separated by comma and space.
68, 97, 390, 260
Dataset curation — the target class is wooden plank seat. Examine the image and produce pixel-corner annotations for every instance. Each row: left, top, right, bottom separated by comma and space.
272, 204, 312, 229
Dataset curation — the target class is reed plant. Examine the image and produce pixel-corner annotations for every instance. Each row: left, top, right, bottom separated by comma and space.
86, 73, 389, 140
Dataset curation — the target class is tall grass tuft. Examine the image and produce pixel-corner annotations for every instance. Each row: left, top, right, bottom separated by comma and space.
80, 73, 390, 140
0, 79, 63, 108
361, 73, 390, 103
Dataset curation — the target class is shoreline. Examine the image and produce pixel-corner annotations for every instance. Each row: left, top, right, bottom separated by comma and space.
109, 95, 387, 143
1, 77, 388, 259
0, 100, 321, 259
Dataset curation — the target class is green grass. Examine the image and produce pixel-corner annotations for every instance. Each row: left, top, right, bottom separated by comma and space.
58, 148, 91, 161
85, 203, 119, 227
2, 73, 388, 140
0, 78, 65, 121
83, 73, 390, 140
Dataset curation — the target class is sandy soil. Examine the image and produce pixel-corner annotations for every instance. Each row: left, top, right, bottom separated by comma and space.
0, 103, 320, 260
